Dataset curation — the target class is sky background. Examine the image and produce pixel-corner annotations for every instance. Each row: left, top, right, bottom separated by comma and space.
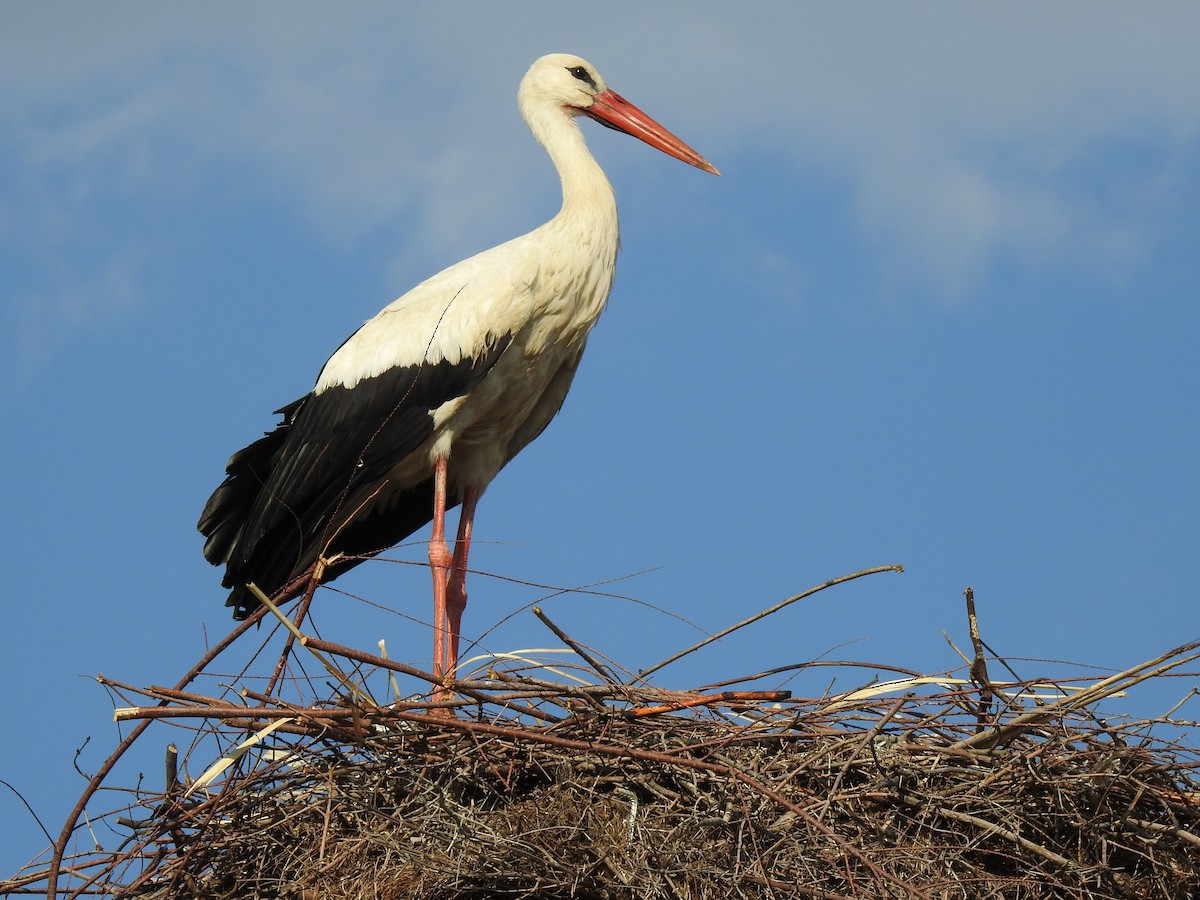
3, 2, 1199, 880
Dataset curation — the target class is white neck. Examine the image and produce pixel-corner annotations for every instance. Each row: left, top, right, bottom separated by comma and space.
525, 104, 619, 240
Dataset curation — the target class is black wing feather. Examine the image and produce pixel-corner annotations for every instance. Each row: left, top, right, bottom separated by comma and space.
199, 335, 512, 617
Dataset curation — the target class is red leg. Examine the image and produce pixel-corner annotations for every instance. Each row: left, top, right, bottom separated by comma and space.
428, 456, 453, 686
443, 485, 480, 680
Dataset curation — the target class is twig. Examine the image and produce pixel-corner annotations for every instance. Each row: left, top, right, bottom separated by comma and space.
263, 568, 322, 697
531, 605, 620, 686
297, 635, 556, 722
631, 690, 791, 717
638, 565, 904, 680
47, 604, 270, 900
955, 639, 1200, 750
815, 694, 908, 821
379, 707, 936, 900
899, 796, 1078, 869
250, 585, 373, 706
964, 586, 993, 728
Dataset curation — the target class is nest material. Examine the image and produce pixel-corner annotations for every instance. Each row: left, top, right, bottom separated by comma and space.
122, 698, 1200, 900
7, 579, 1200, 899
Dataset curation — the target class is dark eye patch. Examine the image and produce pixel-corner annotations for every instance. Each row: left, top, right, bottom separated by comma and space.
566, 65, 597, 89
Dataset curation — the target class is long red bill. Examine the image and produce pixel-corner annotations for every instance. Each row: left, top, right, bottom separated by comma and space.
584, 89, 720, 175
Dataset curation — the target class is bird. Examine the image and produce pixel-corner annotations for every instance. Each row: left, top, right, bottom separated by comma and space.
198, 53, 718, 688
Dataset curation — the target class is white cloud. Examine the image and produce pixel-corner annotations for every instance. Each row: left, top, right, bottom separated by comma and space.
2, 1, 1198, 361
699, 5, 1200, 297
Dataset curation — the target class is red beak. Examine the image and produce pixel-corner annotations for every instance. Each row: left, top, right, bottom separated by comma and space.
584, 89, 720, 175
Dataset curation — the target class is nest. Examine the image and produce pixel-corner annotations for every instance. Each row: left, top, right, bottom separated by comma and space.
6, 573, 1200, 899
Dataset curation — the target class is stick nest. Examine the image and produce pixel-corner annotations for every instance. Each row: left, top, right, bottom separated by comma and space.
7, 580, 1200, 899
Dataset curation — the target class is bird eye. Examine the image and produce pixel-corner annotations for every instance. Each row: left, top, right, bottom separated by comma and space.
566, 65, 596, 88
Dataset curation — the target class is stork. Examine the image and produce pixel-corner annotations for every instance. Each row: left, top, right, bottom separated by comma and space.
198, 53, 718, 690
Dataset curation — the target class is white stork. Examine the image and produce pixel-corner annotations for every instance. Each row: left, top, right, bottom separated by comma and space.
198, 53, 718, 686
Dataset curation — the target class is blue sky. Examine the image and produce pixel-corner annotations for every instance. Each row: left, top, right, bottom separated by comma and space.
3, 3, 1199, 879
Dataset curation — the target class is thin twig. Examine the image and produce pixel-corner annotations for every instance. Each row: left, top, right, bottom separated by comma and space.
954, 639, 1200, 750
964, 586, 993, 728
531, 605, 620, 685
46, 604, 270, 900
639, 565, 904, 679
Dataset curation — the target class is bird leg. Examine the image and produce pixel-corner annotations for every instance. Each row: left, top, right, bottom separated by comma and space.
428, 459, 481, 706
444, 485, 480, 681
428, 456, 454, 691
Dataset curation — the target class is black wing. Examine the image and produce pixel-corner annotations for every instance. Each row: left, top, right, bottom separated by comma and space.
199, 335, 512, 617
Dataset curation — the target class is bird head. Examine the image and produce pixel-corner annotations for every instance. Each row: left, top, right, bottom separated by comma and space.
518, 53, 719, 175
